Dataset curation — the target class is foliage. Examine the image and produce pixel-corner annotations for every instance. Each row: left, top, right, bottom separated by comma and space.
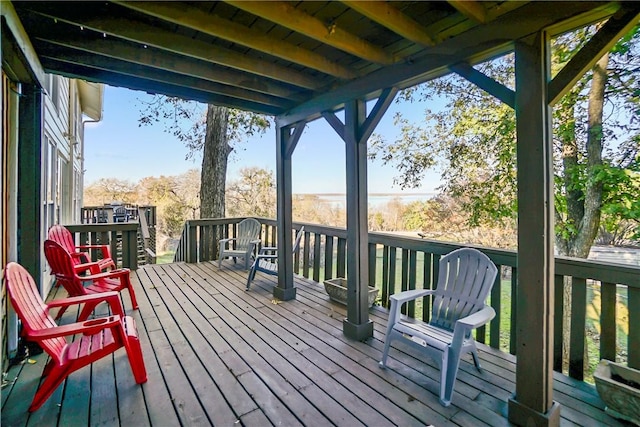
83, 178, 138, 205
225, 167, 277, 218
368, 24, 640, 254
137, 95, 271, 160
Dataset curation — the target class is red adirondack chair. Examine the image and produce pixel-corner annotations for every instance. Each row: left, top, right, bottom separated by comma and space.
5, 262, 147, 412
44, 240, 139, 318
47, 224, 116, 274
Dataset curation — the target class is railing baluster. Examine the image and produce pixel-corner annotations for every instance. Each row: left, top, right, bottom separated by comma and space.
510, 266, 517, 356
337, 238, 346, 278
324, 235, 334, 280
407, 250, 416, 318
302, 230, 310, 279
569, 277, 587, 380
629, 286, 640, 369
422, 252, 431, 321
487, 269, 501, 348
382, 246, 390, 308
369, 243, 377, 292
553, 275, 565, 372
313, 233, 321, 282
600, 281, 617, 362
388, 247, 397, 308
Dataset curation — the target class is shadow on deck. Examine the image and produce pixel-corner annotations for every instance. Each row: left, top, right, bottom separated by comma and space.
1, 262, 628, 426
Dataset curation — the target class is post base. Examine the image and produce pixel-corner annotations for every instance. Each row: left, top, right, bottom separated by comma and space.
508, 397, 560, 427
273, 286, 296, 301
343, 319, 373, 341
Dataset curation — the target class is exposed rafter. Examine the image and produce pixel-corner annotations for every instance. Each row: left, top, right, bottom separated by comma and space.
115, 1, 357, 80
40, 57, 283, 115
21, 5, 322, 91
447, 0, 487, 24
32, 31, 307, 102
341, 1, 435, 47
35, 42, 293, 110
225, 0, 395, 65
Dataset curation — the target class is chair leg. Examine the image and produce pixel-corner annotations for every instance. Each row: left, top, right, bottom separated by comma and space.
29, 365, 71, 412
123, 318, 147, 384
379, 330, 395, 368
127, 285, 139, 310
470, 347, 482, 372
246, 263, 257, 290
440, 346, 462, 406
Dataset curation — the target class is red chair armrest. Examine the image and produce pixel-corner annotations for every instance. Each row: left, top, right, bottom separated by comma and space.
77, 244, 112, 257
46, 291, 124, 317
83, 268, 130, 281
27, 315, 122, 340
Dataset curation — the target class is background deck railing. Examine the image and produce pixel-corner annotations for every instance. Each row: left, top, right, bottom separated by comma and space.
174, 217, 640, 381
65, 223, 141, 270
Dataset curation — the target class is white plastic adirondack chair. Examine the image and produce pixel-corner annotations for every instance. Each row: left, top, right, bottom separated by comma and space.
218, 218, 261, 270
246, 227, 305, 290
379, 247, 498, 406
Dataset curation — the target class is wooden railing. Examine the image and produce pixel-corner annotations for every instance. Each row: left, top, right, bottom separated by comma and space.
173, 217, 640, 380
64, 223, 141, 270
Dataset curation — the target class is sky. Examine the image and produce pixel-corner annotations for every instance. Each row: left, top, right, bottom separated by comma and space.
84, 85, 443, 195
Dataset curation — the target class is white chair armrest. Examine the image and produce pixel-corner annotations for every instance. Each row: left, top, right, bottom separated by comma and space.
456, 306, 495, 329
390, 289, 435, 305
258, 246, 278, 255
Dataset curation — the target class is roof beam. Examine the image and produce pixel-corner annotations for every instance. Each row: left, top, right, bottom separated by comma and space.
115, 1, 357, 80
20, 5, 322, 91
341, 1, 435, 47
30, 27, 307, 102
447, 1, 487, 24
450, 62, 515, 108
278, 1, 618, 127
225, 0, 395, 65
35, 42, 293, 110
548, 5, 640, 106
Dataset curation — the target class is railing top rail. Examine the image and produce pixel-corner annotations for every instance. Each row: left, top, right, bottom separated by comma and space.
65, 223, 139, 232
181, 217, 640, 287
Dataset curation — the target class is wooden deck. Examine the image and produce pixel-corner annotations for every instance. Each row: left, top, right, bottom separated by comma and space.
2, 262, 629, 427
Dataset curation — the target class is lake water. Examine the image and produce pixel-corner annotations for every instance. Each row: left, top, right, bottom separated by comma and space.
307, 193, 436, 208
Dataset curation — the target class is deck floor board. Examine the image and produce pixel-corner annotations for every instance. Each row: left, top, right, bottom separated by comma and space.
1, 261, 630, 426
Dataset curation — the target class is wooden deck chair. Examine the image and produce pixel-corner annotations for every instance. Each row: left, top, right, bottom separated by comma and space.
379, 247, 498, 406
44, 240, 139, 318
48, 224, 116, 274
4, 262, 147, 412
218, 218, 261, 270
246, 226, 305, 290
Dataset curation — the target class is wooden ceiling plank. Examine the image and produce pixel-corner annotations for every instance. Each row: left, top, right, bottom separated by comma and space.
341, 1, 435, 47
21, 6, 321, 91
35, 43, 292, 110
33, 32, 307, 102
115, 1, 357, 80
447, 0, 487, 24
548, 5, 640, 106
450, 62, 515, 108
225, 0, 395, 65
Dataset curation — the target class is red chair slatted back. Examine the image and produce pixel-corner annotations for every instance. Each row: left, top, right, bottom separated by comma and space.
44, 240, 87, 296
48, 225, 81, 266
5, 263, 66, 363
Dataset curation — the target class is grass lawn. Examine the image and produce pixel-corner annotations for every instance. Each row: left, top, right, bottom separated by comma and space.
155, 251, 175, 264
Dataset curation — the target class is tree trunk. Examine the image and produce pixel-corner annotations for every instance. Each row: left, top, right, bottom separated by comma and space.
200, 105, 232, 259
557, 53, 609, 373
200, 105, 231, 219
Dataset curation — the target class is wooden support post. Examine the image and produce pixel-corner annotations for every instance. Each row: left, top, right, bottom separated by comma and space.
17, 84, 43, 291
324, 87, 396, 340
274, 121, 304, 301
342, 99, 374, 340
508, 32, 560, 426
